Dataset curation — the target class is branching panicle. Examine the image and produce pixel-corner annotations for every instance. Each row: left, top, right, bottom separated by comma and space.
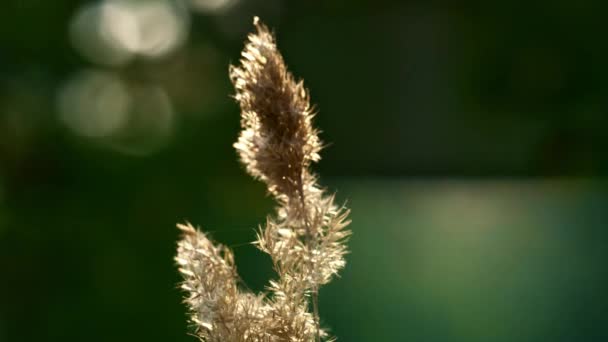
176, 17, 350, 342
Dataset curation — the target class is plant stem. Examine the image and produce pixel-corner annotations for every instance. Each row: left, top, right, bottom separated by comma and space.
312, 288, 320, 342
297, 175, 321, 342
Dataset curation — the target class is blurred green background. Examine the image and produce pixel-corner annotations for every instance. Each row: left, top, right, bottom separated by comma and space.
1, 0, 607, 341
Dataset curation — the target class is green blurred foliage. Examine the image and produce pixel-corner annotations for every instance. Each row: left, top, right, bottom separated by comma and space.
1, 0, 607, 341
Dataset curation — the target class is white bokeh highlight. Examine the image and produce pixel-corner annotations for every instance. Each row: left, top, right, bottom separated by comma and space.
189, 0, 238, 14
58, 70, 130, 138
70, 0, 190, 66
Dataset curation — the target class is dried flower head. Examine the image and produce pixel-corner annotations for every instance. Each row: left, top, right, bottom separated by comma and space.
176, 17, 351, 342
230, 17, 322, 201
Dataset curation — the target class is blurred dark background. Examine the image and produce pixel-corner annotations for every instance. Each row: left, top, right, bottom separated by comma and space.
1, 0, 607, 341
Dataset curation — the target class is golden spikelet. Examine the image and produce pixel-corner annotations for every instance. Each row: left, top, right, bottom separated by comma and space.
175, 17, 351, 342
230, 17, 322, 200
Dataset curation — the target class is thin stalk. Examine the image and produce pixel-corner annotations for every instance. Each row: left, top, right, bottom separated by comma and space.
312, 289, 320, 342
297, 174, 321, 342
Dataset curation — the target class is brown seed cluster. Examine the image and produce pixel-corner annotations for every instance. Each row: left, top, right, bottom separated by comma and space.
230, 17, 322, 201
